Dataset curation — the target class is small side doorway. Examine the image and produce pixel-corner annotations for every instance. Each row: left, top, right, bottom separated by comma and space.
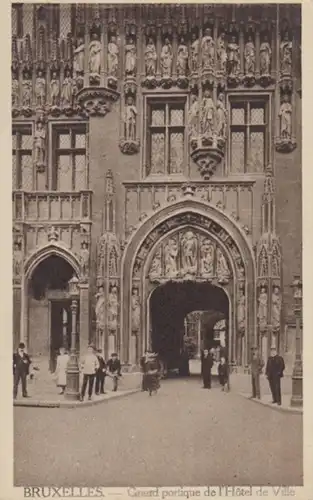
49, 300, 74, 373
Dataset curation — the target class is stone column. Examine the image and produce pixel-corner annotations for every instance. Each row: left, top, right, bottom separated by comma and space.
13, 286, 22, 349
79, 283, 90, 355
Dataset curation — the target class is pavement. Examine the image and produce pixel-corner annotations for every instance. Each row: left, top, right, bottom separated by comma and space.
14, 376, 303, 487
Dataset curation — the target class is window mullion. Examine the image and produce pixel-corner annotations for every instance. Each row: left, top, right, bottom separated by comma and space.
246, 102, 251, 173
165, 105, 170, 174
72, 151, 75, 191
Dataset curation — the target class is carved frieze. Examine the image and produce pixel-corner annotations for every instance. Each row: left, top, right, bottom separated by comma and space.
76, 87, 120, 118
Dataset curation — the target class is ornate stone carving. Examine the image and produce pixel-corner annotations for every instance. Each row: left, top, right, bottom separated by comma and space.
74, 37, 85, 75
164, 237, 179, 278
149, 250, 162, 281
271, 285, 281, 332
215, 93, 227, 139
181, 231, 198, 275
76, 87, 120, 117
125, 37, 137, 76
257, 286, 268, 333
216, 32, 227, 75
131, 287, 140, 332
160, 37, 173, 79
259, 34, 273, 86
280, 32, 292, 76
188, 94, 199, 138
95, 285, 105, 333
34, 116, 47, 172
97, 231, 120, 280
89, 33, 101, 85
216, 247, 230, 284
61, 69, 74, 110
243, 35, 256, 86
237, 286, 246, 334
144, 38, 157, 81
22, 77, 32, 115
35, 70, 46, 108
119, 96, 139, 155
190, 33, 200, 74
200, 238, 214, 278
201, 90, 215, 136
12, 78, 19, 111
108, 284, 118, 332
276, 93, 296, 153
201, 28, 215, 72
227, 35, 240, 85
13, 235, 23, 280
49, 71, 60, 113
107, 35, 119, 88
80, 240, 90, 279
47, 225, 59, 242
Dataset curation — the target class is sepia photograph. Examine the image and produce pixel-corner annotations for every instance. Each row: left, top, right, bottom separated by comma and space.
10, 1, 303, 490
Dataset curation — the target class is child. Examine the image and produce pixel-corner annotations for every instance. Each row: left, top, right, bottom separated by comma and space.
107, 353, 122, 392
218, 356, 229, 391
55, 347, 69, 395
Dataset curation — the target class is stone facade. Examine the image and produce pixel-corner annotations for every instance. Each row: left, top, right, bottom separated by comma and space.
12, 4, 301, 369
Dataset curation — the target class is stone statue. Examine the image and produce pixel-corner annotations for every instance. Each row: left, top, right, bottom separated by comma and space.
190, 33, 200, 73
74, 38, 85, 74
216, 33, 227, 73
215, 93, 227, 138
260, 35, 272, 75
201, 90, 215, 135
131, 288, 140, 331
124, 96, 137, 141
201, 28, 215, 70
149, 251, 162, 279
89, 34, 101, 76
164, 237, 178, 277
200, 239, 214, 277
279, 94, 292, 140
176, 38, 188, 76
257, 287, 268, 331
125, 37, 136, 76
216, 248, 230, 282
160, 38, 173, 77
13, 240, 22, 276
181, 231, 198, 274
108, 36, 119, 77
244, 36, 256, 75
47, 225, 59, 242
34, 121, 46, 166
80, 241, 89, 277
280, 32, 292, 74
237, 288, 246, 332
61, 70, 73, 107
227, 36, 240, 76
22, 79, 32, 108
12, 79, 19, 107
108, 285, 118, 331
35, 71, 46, 107
271, 286, 281, 330
145, 38, 157, 77
50, 72, 60, 107
188, 94, 199, 137
95, 286, 105, 333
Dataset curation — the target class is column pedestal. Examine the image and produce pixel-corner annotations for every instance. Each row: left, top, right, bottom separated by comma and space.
129, 334, 137, 365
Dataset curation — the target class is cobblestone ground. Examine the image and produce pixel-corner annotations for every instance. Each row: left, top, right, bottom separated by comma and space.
14, 377, 303, 487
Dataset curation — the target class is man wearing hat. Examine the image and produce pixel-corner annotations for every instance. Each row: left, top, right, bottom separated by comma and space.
80, 345, 99, 401
107, 353, 122, 392
13, 342, 32, 399
266, 347, 285, 405
250, 348, 264, 399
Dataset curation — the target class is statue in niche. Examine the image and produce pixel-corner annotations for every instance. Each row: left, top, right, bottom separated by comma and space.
13, 240, 22, 276
131, 288, 140, 331
181, 231, 198, 275
227, 36, 240, 76
125, 37, 136, 76
279, 94, 292, 140
50, 72, 60, 107
215, 93, 227, 138
271, 248, 280, 277
145, 38, 157, 77
271, 286, 282, 331
95, 285, 105, 333
108, 285, 118, 331
216, 32, 227, 73
201, 28, 215, 70
216, 248, 230, 282
34, 121, 46, 167
160, 38, 173, 78
22, 79, 32, 108
259, 248, 268, 276
80, 241, 89, 277
89, 33, 101, 77
244, 35, 256, 75
190, 33, 200, 73
201, 90, 215, 136
109, 247, 118, 276
108, 35, 119, 77
74, 38, 85, 74
260, 34, 272, 75
61, 70, 73, 107
124, 96, 137, 141
176, 38, 188, 76
35, 71, 46, 107
257, 287, 268, 331
280, 32, 292, 74
164, 237, 178, 277
149, 251, 162, 280
188, 94, 199, 137
200, 239, 214, 278
237, 287, 246, 332
12, 78, 19, 107
47, 225, 59, 242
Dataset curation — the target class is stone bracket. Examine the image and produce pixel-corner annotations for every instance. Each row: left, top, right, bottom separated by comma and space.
76, 87, 120, 118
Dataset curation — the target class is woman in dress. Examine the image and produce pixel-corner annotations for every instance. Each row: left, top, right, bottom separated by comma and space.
55, 347, 69, 395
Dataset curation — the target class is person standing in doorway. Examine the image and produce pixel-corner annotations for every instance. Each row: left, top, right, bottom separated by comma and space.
95, 349, 106, 395
266, 347, 285, 405
55, 347, 69, 395
201, 349, 214, 389
250, 348, 264, 399
80, 345, 99, 401
13, 342, 32, 399
107, 353, 122, 392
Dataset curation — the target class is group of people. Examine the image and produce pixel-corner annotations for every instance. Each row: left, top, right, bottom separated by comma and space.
251, 347, 285, 405
201, 348, 229, 391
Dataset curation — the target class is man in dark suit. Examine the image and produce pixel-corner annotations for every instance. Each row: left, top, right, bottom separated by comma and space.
201, 349, 214, 389
13, 342, 31, 399
250, 348, 264, 399
95, 349, 106, 395
266, 347, 285, 405
107, 353, 122, 392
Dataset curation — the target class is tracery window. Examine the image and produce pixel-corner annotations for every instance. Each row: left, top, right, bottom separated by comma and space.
12, 4, 23, 38
145, 98, 186, 177
229, 96, 269, 174
12, 126, 33, 190
52, 124, 88, 191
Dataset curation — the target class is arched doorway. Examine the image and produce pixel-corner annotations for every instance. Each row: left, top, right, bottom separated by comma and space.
150, 282, 229, 371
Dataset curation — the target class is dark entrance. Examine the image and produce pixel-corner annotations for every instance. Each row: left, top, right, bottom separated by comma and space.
50, 300, 72, 372
150, 282, 229, 370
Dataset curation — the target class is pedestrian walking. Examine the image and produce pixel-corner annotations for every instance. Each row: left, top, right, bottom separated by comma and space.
144, 352, 161, 396
55, 347, 69, 395
13, 342, 32, 399
95, 349, 106, 395
107, 353, 122, 392
266, 347, 285, 406
140, 351, 150, 391
250, 348, 264, 399
218, 356, 229, 391
201, 349, 214, 389
80, 345, 99, 401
